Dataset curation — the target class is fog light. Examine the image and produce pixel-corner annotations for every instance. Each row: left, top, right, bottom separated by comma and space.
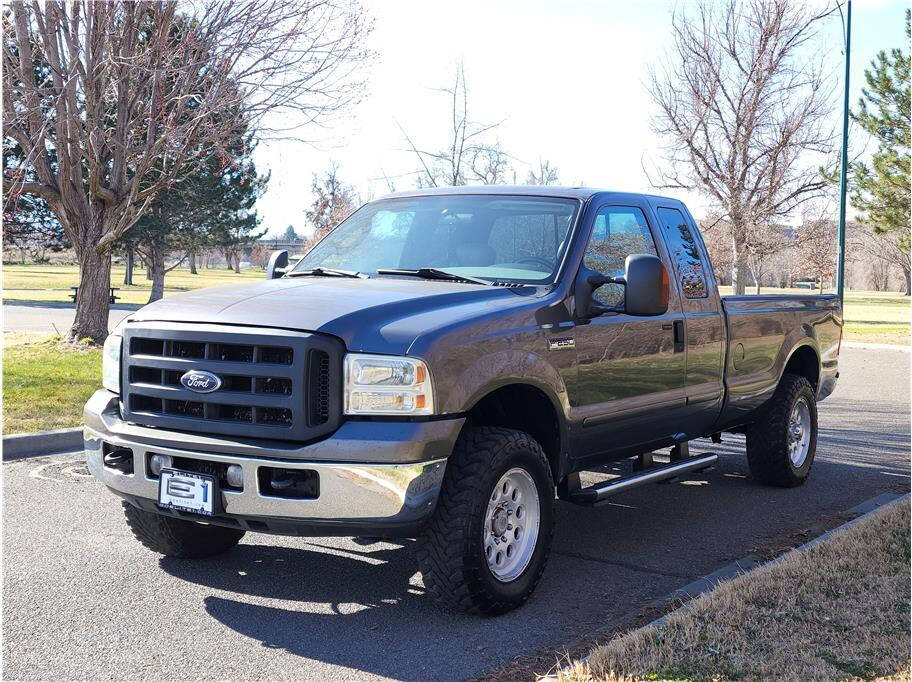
149, 454, 172, 476
226, 464, 244, 488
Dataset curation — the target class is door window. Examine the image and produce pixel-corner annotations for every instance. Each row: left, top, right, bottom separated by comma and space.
584, 206, 658, 306
657, 207, 708, 299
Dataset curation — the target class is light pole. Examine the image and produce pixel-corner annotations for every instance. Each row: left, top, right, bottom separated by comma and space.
836, 0, 852, 301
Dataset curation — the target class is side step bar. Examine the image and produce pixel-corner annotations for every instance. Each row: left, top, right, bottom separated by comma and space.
568, 453, 718, 507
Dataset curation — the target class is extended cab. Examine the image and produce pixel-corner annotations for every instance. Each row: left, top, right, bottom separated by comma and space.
85, 187, 841, 614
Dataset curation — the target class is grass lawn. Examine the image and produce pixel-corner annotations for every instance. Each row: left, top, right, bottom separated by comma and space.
2, 335, 101, 433
565, 499, 911, 682
3, 263, 264, 305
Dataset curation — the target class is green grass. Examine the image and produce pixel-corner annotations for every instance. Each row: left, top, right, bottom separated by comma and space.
2, 336, 101, 434
3, 263, 264, 305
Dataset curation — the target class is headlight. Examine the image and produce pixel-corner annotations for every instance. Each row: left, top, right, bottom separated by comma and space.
344, 354, 434, 415
102, 333, 122, 394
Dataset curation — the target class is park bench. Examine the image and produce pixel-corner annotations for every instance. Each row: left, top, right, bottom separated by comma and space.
70, 286, 120, 304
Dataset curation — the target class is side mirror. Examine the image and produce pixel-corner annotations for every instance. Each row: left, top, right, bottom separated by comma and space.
266, 250, 289, 280
574, 253, 668, 318
622, 254, 669, 316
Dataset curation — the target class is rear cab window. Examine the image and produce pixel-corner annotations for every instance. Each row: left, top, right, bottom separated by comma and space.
656, 207, 708, 299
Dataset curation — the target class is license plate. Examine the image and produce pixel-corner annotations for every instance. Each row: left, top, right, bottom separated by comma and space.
158, 468, 217, 516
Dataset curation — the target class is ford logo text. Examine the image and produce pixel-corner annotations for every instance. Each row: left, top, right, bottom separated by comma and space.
180, 370, 222, 393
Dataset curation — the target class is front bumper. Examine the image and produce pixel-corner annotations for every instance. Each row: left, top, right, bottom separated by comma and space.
84, 390, 464, 537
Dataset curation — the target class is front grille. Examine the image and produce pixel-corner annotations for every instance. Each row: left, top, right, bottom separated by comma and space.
121, 323, 342, 441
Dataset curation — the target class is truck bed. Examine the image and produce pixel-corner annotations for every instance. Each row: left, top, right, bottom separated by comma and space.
718, 293, 842, 427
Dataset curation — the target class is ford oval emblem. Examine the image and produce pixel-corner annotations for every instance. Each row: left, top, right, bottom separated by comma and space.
180, 370, 222, 393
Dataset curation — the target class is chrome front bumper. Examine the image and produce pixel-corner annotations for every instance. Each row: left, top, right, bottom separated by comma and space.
84, 391, 460, 535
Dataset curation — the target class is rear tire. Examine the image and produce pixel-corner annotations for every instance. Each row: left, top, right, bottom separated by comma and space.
416, 426, 555, 616
122, 502, 245, 558
746, 374, 817, 487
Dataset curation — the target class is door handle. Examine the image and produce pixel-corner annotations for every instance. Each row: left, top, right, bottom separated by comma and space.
673, 320, 685, 353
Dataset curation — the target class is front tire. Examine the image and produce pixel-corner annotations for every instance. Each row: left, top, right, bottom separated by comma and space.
416, 426, 555, 616
122, 502, 246, 558
746, 374, 818, 487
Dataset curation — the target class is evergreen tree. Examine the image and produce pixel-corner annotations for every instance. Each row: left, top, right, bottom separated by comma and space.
283, 225, 299, 242
3, 139, 68, 262
850, 10, 911, 294
124, 129, 268, 302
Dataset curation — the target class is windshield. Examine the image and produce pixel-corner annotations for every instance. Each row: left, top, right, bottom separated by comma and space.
292, 195, 580, 284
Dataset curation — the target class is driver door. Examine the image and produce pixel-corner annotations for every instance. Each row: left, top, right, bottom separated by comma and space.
569, 203, 687, 463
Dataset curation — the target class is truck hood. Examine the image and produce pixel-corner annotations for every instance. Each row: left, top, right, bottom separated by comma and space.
128, 277, 530, 353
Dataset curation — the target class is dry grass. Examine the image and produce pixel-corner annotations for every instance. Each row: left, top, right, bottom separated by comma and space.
564, 499, 911, 682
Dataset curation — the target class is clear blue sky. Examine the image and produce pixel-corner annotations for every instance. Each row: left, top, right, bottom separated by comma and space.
253, 0, 909, 237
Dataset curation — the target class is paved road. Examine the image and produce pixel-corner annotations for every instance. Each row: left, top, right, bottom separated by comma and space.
3, 347, 909, 681
3, 301, 139, 334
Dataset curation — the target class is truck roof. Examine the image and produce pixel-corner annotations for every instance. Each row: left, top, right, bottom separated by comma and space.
379, 185, 682, 204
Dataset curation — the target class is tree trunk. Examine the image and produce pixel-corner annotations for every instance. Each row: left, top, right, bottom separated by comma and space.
731, 234, 749, 295
189, 250, 197, 274
69, 245, 112, 343
124, 249, 134, 286
903, 267, 911, 296
233, 254, 240, 274
148, 250, 166, 303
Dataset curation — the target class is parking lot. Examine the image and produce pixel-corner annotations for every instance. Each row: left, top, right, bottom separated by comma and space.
3, 347, 909, 681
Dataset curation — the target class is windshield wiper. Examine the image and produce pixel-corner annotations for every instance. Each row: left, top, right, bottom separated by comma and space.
376, 267, 493, 286
286, 267, 364, 279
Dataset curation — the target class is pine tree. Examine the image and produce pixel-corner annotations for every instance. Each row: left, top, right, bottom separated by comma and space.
124, 129, 268, 302
850, 10, 911, 294
283, 225, 299, 242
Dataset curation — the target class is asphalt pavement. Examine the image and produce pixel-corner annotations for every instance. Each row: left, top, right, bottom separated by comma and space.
3, 347, 909, 681
2, 301, 139, 334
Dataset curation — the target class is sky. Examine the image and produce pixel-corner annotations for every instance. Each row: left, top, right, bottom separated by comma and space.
253, 0, 910, 238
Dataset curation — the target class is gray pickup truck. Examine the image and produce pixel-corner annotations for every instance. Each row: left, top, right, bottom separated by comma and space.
85, 186, 842, 614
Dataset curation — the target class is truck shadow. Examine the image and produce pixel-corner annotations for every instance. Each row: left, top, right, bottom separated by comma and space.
154, 408, 909, 680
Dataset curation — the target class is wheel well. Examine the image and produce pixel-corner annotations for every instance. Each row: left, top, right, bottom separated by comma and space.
784, 345, 819, 391
466, 384, 562, 478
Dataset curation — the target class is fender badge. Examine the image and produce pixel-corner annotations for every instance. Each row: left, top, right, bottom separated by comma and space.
548, 337, 575, 351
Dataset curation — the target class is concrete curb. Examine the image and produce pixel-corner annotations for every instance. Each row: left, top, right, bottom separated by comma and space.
843, 341, 911, 352
2, 428, 82, 461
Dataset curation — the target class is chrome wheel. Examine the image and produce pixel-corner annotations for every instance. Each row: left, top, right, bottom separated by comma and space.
788, 398, 812, 467
483, 467, 540, 582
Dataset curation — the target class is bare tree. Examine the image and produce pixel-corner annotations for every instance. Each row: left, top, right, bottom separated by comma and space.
305, 163, 359, 248
745, 223, 790, 294
3, 0, 372, 341
647, 0, 836, 294
798, 219, 837, 292
400, 63, 509, 187
526, 158, 560, 186
849, 220, 911, 294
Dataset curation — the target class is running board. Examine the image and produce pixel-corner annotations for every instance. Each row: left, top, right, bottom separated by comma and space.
567, 453, 718, 506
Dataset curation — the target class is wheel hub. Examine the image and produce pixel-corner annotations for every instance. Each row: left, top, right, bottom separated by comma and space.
490, 506, 509, 537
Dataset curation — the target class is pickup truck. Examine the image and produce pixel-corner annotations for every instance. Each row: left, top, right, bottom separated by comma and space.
85, 186, 842, 615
